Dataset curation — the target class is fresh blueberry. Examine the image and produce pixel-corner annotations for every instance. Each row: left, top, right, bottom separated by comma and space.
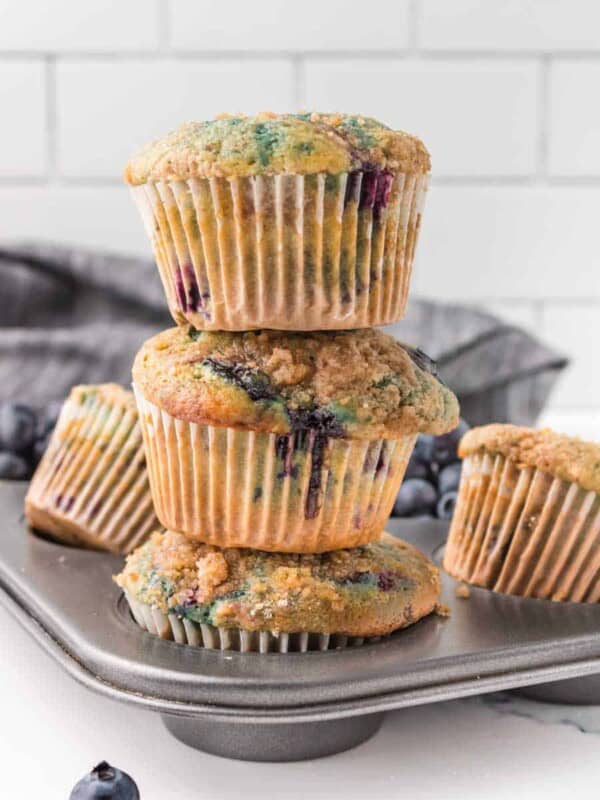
432, 419, 470, 467
0, 402, 37, 454
437, 490, 459, 520
69, 761, 139, 800
438, 461, 462, 495
404, 451, 430, 480
413, 434, 435, 464
393, 477, 437, 517
32, 433, 51, 465
37, 400, 63, 438
0, 451, 30, 480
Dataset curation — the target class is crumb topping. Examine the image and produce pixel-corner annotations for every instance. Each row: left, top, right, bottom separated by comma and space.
124, 112, 430, 184
460, 424, 600, 495
133, 327, 459, 439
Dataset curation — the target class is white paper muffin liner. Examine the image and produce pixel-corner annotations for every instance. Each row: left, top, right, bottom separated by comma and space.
25, 387, 160, 554
443, 452, 600, 602
131, 171, 428, 331
125, 593, 379, 653
134, 386, 416, 553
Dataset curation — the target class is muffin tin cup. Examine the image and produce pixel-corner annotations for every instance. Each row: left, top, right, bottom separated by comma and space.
443, 452, 600, 602
125, 593, 379, 654
131, 170, 428, 331
25, 389, 160, 554
134, 386, 416, 553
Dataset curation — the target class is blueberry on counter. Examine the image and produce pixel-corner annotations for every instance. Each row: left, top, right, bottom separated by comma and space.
437, 490, 458, 520
69, 761, 139, 800
0, 451, 30, 480
438, 462, 462, 495
393, 477, 437, 517
0, 402, 36, 454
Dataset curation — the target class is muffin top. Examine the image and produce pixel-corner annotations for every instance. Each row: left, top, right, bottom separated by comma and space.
124, 112, 430, 184
115, 530, 440, 636
133, 326, 459, 439
460, 424, 600, 494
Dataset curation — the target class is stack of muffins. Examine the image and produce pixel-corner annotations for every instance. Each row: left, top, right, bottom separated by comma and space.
23, 113, 600, 651
29, 112, 460, 652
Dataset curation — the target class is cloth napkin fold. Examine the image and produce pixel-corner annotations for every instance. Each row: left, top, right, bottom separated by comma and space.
1, 243, 567, 425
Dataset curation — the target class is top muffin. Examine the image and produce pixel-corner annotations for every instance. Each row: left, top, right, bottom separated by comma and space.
133, 326, 458, 440
124, 112, 430, 184
460, 424, 600, 494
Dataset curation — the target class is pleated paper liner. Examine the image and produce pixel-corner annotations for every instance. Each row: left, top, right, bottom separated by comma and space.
443, 452, 600, 602
25, 385, 160, 554
125, 593, 381, 653
134, 386, 416, 553
131, 170, 428, 331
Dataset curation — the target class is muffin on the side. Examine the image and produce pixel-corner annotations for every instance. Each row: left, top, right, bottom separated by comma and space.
115, 530, 441, 653
25, 384, 160, 554
125, 112, 430, 331
444, 425, 600, 603
133, 326, 459, 553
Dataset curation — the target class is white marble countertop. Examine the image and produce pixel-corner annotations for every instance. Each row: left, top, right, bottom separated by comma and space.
3, 604, 600, 799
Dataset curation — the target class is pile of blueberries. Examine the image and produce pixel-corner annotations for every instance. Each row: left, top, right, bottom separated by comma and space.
0, 401, 62, 480
392, 419, 469, 521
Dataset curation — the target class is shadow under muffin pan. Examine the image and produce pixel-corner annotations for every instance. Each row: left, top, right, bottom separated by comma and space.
3, 482, 600, 762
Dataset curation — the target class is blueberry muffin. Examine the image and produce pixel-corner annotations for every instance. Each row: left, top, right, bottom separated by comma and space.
25, 384, 160, 554
115, 529, 441, 652
125, 112, 430, 331
133, 326, 459, 552
444, 425, 600, 602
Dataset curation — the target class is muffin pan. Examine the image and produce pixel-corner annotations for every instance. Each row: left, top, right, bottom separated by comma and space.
2, 481, 600, 762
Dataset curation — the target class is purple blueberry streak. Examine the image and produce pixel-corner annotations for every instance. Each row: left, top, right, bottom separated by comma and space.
175, 265, 211, 317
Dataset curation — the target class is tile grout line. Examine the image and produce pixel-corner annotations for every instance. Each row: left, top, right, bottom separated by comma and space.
1, 50, 600, 61
43, 55, 58, 182
536, 55, 551, 180
157, 0, 171, 53
407, 0, 420, 53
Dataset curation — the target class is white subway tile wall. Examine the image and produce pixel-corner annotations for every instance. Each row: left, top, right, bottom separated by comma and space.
0, 0, 597, 431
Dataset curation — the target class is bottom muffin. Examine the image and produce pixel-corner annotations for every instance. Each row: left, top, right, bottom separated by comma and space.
115, 530, 441, 653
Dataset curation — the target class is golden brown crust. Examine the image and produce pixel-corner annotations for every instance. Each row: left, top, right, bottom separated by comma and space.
124, 112, 430, 184
115, 530, 440, 637
132, 327, 459, 439
459, 424, 600, 494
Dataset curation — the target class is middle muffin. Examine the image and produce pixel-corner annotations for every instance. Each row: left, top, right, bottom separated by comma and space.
133, 326, 458, 552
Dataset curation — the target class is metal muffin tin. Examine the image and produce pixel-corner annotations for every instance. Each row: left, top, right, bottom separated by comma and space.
3, 482, 600, 762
